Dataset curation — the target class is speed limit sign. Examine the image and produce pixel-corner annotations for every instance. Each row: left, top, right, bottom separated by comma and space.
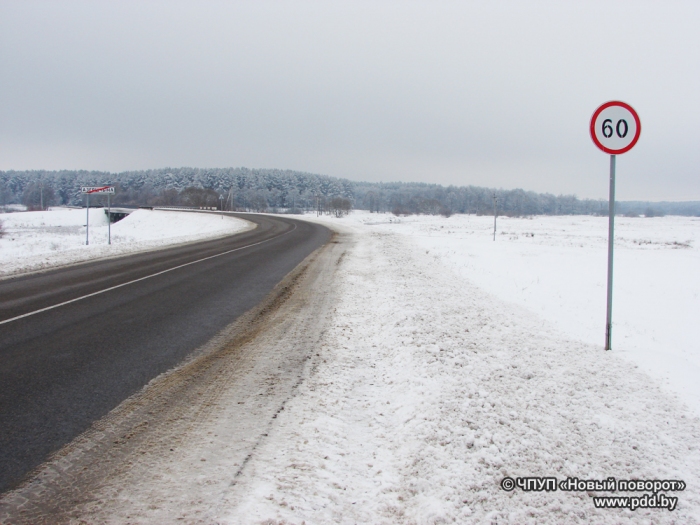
590, 101, 641, 154
591, 100, 641, 352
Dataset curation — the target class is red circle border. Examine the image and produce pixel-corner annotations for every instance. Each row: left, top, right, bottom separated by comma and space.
590, 101, 641, 155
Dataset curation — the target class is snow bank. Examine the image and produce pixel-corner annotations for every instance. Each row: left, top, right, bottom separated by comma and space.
346, 213, 700, 417
223, 214, 700, 523
0, 208, 252, 277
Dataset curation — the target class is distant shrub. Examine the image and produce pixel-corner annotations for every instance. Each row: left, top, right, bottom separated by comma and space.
330, 197, 352, 217
0, 219, 4, 239
644, 207, 664, 218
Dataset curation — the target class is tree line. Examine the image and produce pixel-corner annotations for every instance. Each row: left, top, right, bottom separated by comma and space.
1, 167, 698, 217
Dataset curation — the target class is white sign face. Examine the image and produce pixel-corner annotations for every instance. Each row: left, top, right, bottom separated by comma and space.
590, 101, 641, 154
81, 186, 115, 194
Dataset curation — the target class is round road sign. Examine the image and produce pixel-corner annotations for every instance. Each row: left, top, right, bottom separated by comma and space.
590, 101, 641, 154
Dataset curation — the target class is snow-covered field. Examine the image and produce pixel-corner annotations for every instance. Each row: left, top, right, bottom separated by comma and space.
0, 207, 252, 277
221, 212, 700, 523
353, 213, 700, 417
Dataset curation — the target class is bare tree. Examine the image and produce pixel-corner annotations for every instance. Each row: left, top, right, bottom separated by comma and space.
330, 197, 352, 217
0, 182, 11, 211
149, 188, 180, 206
179, 187, 219, 208
22, 182, 55, 211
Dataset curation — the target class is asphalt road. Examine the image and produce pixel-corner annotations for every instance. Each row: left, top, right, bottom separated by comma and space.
0, 212, 331, 493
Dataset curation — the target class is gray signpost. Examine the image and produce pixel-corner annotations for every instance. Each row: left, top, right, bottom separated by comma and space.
81, 186, 115, 246
590, 101, 641, 350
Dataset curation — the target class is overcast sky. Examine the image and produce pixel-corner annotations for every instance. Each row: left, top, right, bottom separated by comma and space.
1, 1, 698, 200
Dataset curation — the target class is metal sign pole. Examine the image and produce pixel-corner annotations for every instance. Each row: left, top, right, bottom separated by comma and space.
86, 193, 90, 246
605, 154, 616, 350
590, 100, 640, 351
108, 192, 111, 245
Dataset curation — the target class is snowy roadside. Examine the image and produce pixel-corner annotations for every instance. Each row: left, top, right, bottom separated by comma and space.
218, 216, 700, 523
0, 208, 253, 278
3, 211, 698, 524
355, 212, 700, 417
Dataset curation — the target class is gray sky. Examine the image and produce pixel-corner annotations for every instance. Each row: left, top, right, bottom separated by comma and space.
1, 1, 699, 200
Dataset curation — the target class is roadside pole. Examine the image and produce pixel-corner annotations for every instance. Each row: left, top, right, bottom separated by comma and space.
108, 191, 111, 245
590, 101, 641, 350
86, 193, 90, 245
605, 155, 616, 350
81, 186, 115, 247
492, 194, 498, 241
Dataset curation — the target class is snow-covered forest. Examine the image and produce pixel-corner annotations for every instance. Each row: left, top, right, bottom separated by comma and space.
1, 168, 698, 217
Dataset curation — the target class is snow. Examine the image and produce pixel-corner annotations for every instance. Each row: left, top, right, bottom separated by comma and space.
1, 204, 27, 212
5, 210, 700, 523
350, 213, 700, 416
0, 207, 252, 278
217, 212, 700, 523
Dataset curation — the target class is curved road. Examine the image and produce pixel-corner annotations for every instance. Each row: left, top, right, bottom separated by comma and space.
0, 212, 331, 493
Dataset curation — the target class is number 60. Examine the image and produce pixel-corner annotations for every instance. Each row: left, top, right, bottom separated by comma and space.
602, 119, 628, 139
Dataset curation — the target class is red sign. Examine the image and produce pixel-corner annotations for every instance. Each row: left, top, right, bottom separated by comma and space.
590, 101, 641, 155
81, 186, 115, 194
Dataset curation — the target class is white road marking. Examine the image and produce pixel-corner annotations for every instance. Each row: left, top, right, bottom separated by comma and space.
0, 223, 297, 326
